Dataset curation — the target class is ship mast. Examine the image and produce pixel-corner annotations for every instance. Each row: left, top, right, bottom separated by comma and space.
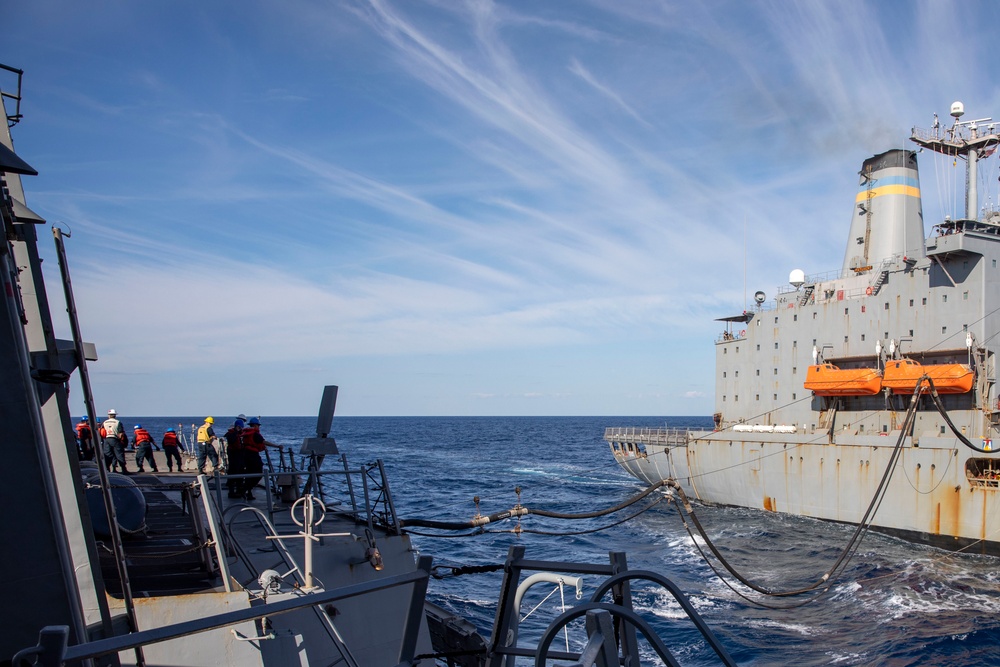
911, 102, 1000, 221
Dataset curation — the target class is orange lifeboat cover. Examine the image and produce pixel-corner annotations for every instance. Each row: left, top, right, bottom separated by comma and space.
804, 363, 882, 396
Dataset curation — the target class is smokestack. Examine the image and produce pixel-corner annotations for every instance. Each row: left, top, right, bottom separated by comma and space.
842, 149, 925, 274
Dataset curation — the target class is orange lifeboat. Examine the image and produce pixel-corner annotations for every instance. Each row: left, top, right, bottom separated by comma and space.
882, 358, 974, 394
804, 363, 882, 396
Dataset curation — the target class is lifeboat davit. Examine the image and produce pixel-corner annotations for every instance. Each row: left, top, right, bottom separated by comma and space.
804, 363, 882, 396
882, 358, 974, 394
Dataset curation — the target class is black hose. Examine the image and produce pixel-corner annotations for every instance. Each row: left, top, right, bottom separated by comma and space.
398, 480, 669, 530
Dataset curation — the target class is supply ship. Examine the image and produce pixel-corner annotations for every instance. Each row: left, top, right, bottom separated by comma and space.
607, 103, 1000, 555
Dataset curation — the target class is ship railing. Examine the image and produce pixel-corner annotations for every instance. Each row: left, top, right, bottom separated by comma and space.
603, 427, 691, 447
202, 455, 400, 535
774, 253, 910, 296
487, 545, 737, 667
14, 556, 434, 667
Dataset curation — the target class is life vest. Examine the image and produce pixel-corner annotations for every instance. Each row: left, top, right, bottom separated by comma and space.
196, 423, 214, 443
76, 422, 92, 440
162, 431, 179, 447
103, 418, 123, 439
241, 426, 265, 453
134, 428, 153, 444
225, 427, 243, 449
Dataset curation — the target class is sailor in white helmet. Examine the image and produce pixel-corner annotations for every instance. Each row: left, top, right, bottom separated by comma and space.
101, 408, 130, 474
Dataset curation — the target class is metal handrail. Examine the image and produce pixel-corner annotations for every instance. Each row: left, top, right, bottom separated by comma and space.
16, 557, 433, 664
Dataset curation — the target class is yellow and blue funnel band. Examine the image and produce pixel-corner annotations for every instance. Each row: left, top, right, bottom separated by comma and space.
856, 175, 919, 202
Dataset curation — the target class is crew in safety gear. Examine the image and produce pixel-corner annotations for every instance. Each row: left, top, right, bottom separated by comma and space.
76, 416, 95, 461
225, 418, 246, 498
196, 416, 218, 473
133, 424, 158, 473
101, 410, 129, 474
162, 427, 183, 472
240, 417, 277, 500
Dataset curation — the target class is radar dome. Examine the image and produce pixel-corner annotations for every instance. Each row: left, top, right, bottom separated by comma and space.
789, 269, 805, 287
951, 101, 965, 118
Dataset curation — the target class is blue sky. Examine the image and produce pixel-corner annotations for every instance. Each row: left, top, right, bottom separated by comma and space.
4, 1, 999, 416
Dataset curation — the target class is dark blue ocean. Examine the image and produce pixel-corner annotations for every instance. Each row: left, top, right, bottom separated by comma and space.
125, 415, 1000, 666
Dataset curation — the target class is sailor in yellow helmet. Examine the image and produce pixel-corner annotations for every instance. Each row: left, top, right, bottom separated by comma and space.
196, 416, 218, 473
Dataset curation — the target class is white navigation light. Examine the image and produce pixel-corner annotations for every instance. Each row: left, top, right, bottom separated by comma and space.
889, 339, 896, 356
789, 269, 805, 288
951, 101, 965, 118
967, 332, 973, 348
812, 345, 818, 362
876, 341, 882, 356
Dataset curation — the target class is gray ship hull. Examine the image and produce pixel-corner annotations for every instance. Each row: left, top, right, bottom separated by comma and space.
607, 427, 1000, 554
607, 122, 1000, 554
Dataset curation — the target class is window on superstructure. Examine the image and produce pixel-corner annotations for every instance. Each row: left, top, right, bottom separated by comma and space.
723, 395, 726, 401
774, 369, 778, 375
942, 327, 947, 334
735, 371, 739, 377
756, 370, 760, 376
793, 367, 797, 374
756, 344, 760, 351
964, 291, 969, 300
794, 314, 798, 321
792, 393, 796, 400
884, 302, 889, 310
813, 312, 817, 320
774, 342, 779, 349
774, 317, 778, 324
793, 340, 797, 348
941, 425, 946, 434
723, 372, 726, 378
922, 298, 927, 305
756, 394, 760, 401
909, 329, 913, 336
994, 259, 997, 268
943, 294, 948, 303
861, 334, 865, 341
845, 308, 849, 315
735, 395, 739, 402
773, 393, 778, 400
909, 299, 914, 306
845, 336, 849, 343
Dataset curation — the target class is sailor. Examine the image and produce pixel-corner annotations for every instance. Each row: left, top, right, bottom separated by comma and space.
161, 427, 183, 472
101, 409, 129, 474
75, 415, 94, 461
240, 417, 278, 501
196, 416, 218, 474
225, 418, 246, 498
133, 424, 158, 473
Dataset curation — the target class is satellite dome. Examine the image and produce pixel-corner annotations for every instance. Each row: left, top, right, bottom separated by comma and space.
951, 101, 965, 118
789, 269, 805, 287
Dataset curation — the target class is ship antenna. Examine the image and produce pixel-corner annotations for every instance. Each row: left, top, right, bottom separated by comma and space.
743, 213, 747, 313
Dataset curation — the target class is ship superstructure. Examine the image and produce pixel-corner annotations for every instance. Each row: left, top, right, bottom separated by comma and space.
607, 103, 1000, 554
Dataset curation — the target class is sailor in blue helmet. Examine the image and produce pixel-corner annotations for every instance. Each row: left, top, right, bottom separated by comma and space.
75, 415, 94, 461
161, 427, 183, 472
